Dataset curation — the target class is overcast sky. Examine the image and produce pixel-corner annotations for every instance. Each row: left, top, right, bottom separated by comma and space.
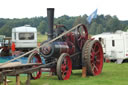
0, 0, 128, 20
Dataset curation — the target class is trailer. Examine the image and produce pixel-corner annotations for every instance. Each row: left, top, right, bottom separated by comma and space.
93, 30, 128, 64
12, 25, 37, 52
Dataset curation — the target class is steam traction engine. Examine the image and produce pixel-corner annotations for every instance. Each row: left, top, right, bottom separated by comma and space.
28, 8, 103, 80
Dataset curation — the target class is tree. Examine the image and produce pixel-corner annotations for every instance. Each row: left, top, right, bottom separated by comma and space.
124, 26, 128, 31
96, 24, 103, 34
89, 22, 98, 35
0, 14, 128, 36
37, 21, 48, 34
73, 16, 82, 26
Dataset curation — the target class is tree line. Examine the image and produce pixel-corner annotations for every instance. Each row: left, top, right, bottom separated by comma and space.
0, 14, 128, 37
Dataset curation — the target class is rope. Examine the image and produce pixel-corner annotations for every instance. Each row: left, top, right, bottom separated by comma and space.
0, 24, 81, 66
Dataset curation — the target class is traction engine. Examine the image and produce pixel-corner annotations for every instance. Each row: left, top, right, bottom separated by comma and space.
28, 8, 104, 80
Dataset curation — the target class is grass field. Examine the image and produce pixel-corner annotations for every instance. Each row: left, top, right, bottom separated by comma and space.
1, 35, 128, 85
6, 63, 128, 85
37, 34, 47, 43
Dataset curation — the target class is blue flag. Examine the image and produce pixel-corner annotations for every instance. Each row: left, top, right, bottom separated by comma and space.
87, 9, 98, 24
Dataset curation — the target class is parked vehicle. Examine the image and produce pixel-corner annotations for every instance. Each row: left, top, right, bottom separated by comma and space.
93, 30, 128, 64
12, 25, 37, 52
27, 8, 104, 80
0, 37, 11, 56
0, 35, 5, 47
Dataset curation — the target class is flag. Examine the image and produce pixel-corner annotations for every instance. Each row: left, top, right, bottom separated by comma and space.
87, 9, 98, 24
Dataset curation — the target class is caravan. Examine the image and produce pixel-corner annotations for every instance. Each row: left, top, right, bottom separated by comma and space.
12, 25, 37, 52
93, 31, 128, 64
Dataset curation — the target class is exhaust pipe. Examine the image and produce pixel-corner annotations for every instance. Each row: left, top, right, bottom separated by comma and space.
47, 8, 54, 40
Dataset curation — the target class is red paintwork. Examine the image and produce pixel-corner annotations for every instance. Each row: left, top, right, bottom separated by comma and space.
61, 55, 72, 80
77, 24, 88, 50
65, 32, 75, 44
31, 53, 42, 79
66, 41, 75, 55
90, 41, 103, 75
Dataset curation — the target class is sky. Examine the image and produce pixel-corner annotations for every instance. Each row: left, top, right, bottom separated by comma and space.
0, 0, 128, 20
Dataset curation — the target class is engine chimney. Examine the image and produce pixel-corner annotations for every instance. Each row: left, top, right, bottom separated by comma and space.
47, 8, 54, 40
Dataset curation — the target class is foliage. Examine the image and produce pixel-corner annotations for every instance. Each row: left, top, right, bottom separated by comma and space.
0, 14, 128, 37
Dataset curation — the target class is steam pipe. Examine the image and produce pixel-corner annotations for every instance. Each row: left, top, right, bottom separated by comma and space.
47, 8, 54, 40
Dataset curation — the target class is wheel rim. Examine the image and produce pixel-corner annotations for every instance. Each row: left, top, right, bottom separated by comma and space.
57, 53, 72, 80
61, 55, 72, 80
30, 54, 42, 79
90, 41, 103, 75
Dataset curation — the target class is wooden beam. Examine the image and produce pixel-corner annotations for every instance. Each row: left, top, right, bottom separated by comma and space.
16, 74, 20, 85
0, 72, 3, 84
25, 74, 31, 85
82, 66, 87, 78
3, 76, 8, 85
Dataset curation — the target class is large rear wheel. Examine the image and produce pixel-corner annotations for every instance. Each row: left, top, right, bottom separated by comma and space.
82, 40, 103, 76
57, 53, 72, 80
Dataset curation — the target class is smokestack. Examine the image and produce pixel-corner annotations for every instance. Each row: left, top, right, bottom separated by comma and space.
47, 8, 54, 40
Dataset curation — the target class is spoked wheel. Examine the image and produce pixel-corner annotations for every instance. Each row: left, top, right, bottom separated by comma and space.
57, 53, 72, 80
75, 24, 88, 50
28, 52, 42, 79
82, 40, 103, 76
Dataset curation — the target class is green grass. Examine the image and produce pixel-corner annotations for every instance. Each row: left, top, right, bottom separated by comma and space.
37, 34, 47, 43
6, 63, 128, 85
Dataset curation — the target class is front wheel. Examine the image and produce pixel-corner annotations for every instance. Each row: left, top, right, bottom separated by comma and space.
56, 53, 72, 80
28, 52, 42, 79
